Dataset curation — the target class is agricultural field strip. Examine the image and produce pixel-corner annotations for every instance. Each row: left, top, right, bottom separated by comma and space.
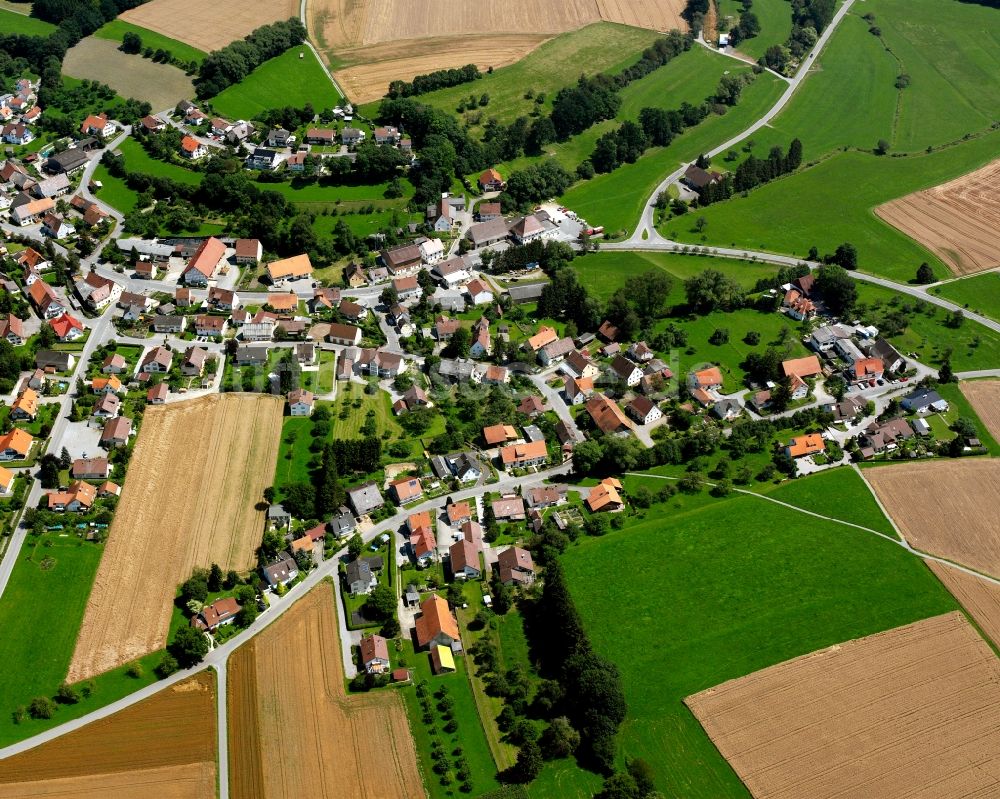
624, 471, 1000, 587
0, 464, 575, 761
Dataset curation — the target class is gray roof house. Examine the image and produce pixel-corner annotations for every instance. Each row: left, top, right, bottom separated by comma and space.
268, 503, 291, 528
348, 481, 384, 516
262, 552, 298, 588
451, 453, 482, 482
900, 388, 949, 414
330, 505, 357, 537
345, 558, 375, 595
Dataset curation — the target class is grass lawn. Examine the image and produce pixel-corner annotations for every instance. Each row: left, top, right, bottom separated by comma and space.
333, 382, 403, 440
93, 19, 206, 65
301, 349, 336, 394
572, 250, 779, 303
667, 131, 1000, 283
119, 137, 201, 186
934, 382, 1000, 456
209, 47, 342, 120
412, 23, 662, 127
0, 534, 162, 746
853, 281, 1000, 373
718, 0, 793, 60
264, 177, 414, 209
560, 71, 785, 236
934, 273, 1000, 324
273, 416, 316, 492
91, 164, 140, 213
0, 7, 56, 36
399, 640, 502, 798
561, 495, 958, 798
755, 466, 898, 537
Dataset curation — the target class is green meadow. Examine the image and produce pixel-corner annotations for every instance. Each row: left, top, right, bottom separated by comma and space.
94, 19, 206, 66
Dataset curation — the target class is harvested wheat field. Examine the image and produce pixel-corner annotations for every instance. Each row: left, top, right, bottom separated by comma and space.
310, 0, 686, 102
229, 582, 422, 799
68, 393, 283, 682
0, 672, 215, 798
865, 459, 1000, 578
928, 562, 1000, 648
686, 612, 1000, 799
64, 37, 194, 110
960, 380, 1000, 440
876, 158, 1000, 276
120, 0, 298, 53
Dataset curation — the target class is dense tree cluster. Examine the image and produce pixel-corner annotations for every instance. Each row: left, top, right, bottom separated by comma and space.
697, 139, 802, 204
194, 18, 306, 98
684, 269, 746, 313
500, 162, 574, 210
387, 64, 481, 98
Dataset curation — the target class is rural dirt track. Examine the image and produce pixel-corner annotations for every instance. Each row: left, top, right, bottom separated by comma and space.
121, 0, 299, 52
229, 582, 422, 799
875, 158, 1000, 276
67, 394, 283, 682
310, 0, 687, 102
686, 612, 1000, 799
960, 380, 1000, 441
864, 459, 1000, 579
0, 673, 216, 798
63, 37, 195, 110
928, 562, 1000, 649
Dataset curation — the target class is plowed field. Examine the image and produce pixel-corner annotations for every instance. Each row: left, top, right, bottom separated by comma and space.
928, 562, 1000, 648
120, 0, 299, 52
875, 158, 1000, 276
0, 673, 216, 798
229, 582, 422, 799
686, 612, 1000, 799
960, 380, 1000, 441
865, 459, 1000, 578
68, 394, 283, 682
310, 0, 687, 102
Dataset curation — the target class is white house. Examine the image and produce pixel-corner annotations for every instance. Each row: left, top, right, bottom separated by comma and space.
288, 388, 314, 416
419, 237, 445, 264
465, 278, 494, 306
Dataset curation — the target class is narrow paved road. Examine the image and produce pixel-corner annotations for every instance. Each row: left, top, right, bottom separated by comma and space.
215, 661, 229, 799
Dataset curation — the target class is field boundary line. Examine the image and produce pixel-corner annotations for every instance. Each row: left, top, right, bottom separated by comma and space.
301, 0, 347, 101
851, 463, 907, 543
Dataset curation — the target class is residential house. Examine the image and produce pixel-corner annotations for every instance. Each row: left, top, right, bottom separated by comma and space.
309, 286, 341, 313
628, 341, 655, 362
851, 357, 884, 386
152, 314, 186, 334
182, 237, 226, 285
265, 128, 291, 147
72, 457, 110, 480
11, 197, 55, 226
419, 237, 445, 264
471, 319, 491, 357
451, 453, 481, 483
414, 594, 460, 649
438, 358, 478, 383
682, 164, 723, 190
901, 388, 949, 414
712, 397, 743, 421
100, 416, 132, 448
345, 263, 367, 288
288, 388, 314, 416
0, 467, 14, 495
266, 253, 312, 285
193, 314, 227, 338
526, 485, 565, 509
527, 325, 558, 352
564, 375, 595, 405
539, 336, 574, 366
565, 349, 600, 380
499, 439, 548, 469
492, 497, 526, 522
75, 272, 120, 310
826, 394, 867, 422
859, 418, 913, 456
626, 396, 662, 425
609, 354, 643, 386
266, 292, 299, 313
140, 346, 173, 373
434, 316, 461, 341
446, 501, 472, 526
785, 433, 825, 458
341, 127, 365, 146
134, 261, 157, 280
30, 174, 70, 199
688, 366, 723, 393
348, 481, 384, 517
139, 114, 164, 133
496, 546, 534, 586
355, 348, 405, 378
409, 522, 436, 565
518, 395, 545, 417
234, 238, 262, 265
782, 287, 816, 320
867, 338, 906, 373
90, 376, 123, 395
40, 211, 74, 239
478, 168, 504, 191
809, 324, 853, 353
585, 394, 631, 434
0, 314, 26, 345
192, 597, 241, 632
241, 316, 276, 342
391, 477, 423, 504
477, 201, 501, 221
374, 126, 400, 145
49, 312, 84, 342
93, 392, 121, 419
586, 477, 624, 513
180, 346, 209, 377
483, 424, 518, 446
345, 558, 376, 595
80, 113, 114, 136
46, 481, 96, 512
247, 148, 279, 170
35, 350, 74, 371
0, 429, 32, 461
392, 275, 420, 299
262, 552, 298, 589
835, 337, 865, 364
207, 287, 240, 311
226, 121, 254, 144
180, 135, 207, 160
10, 388, 38, 421
431, 257, 471, 288
360, 634, 390, 674
449, 539, 481, 579
305, 128, 336, 145
147, 383, 168, 404
481, 364, 508, 385
510, 213, 552, 245
2, 123, 33, 145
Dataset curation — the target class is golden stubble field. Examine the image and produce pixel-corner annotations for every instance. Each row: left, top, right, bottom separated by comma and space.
864, 459, 1000, 578
875, 158, 1000, 276
229, 582, 422, 799
67, 394, 283, 682
686, 612, 1000, 799
309, 0, 687, 102
63, 37, 195, 110
928, 562, 1000, 649
0, 673, 216, 799
120, 0, 299, 53
960, 380, 1000, 440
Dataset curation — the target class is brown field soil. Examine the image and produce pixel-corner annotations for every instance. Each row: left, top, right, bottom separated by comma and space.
875, 158, 1000, 276
120, 0, 299, 53
960, 380, 1000, 441
928, 562, 1000, 648
865, 459, 1000, 578
0, 672, 216, 798
686, 612, 1000, 799
67, 394, 284, 682
229, 581, 422, 799
63, 37, 195, 110
311, 0, 686, 103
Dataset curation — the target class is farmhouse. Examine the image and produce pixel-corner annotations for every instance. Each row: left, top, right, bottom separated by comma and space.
182, 237, 227, 285
466, 218, 509, 249
11, 197, 55, 226
35, 350, 74, 371
266, 253, 312, 285
191, 597, 241, 632
44, 149, 89, 175
382, 244, 422, 276
497, 546, 534, 586
414, 594, 460, 649
499, 439, 548, 469
682, 164, 723, 190
627, 396, 662, 425
585, 394, 631, 434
